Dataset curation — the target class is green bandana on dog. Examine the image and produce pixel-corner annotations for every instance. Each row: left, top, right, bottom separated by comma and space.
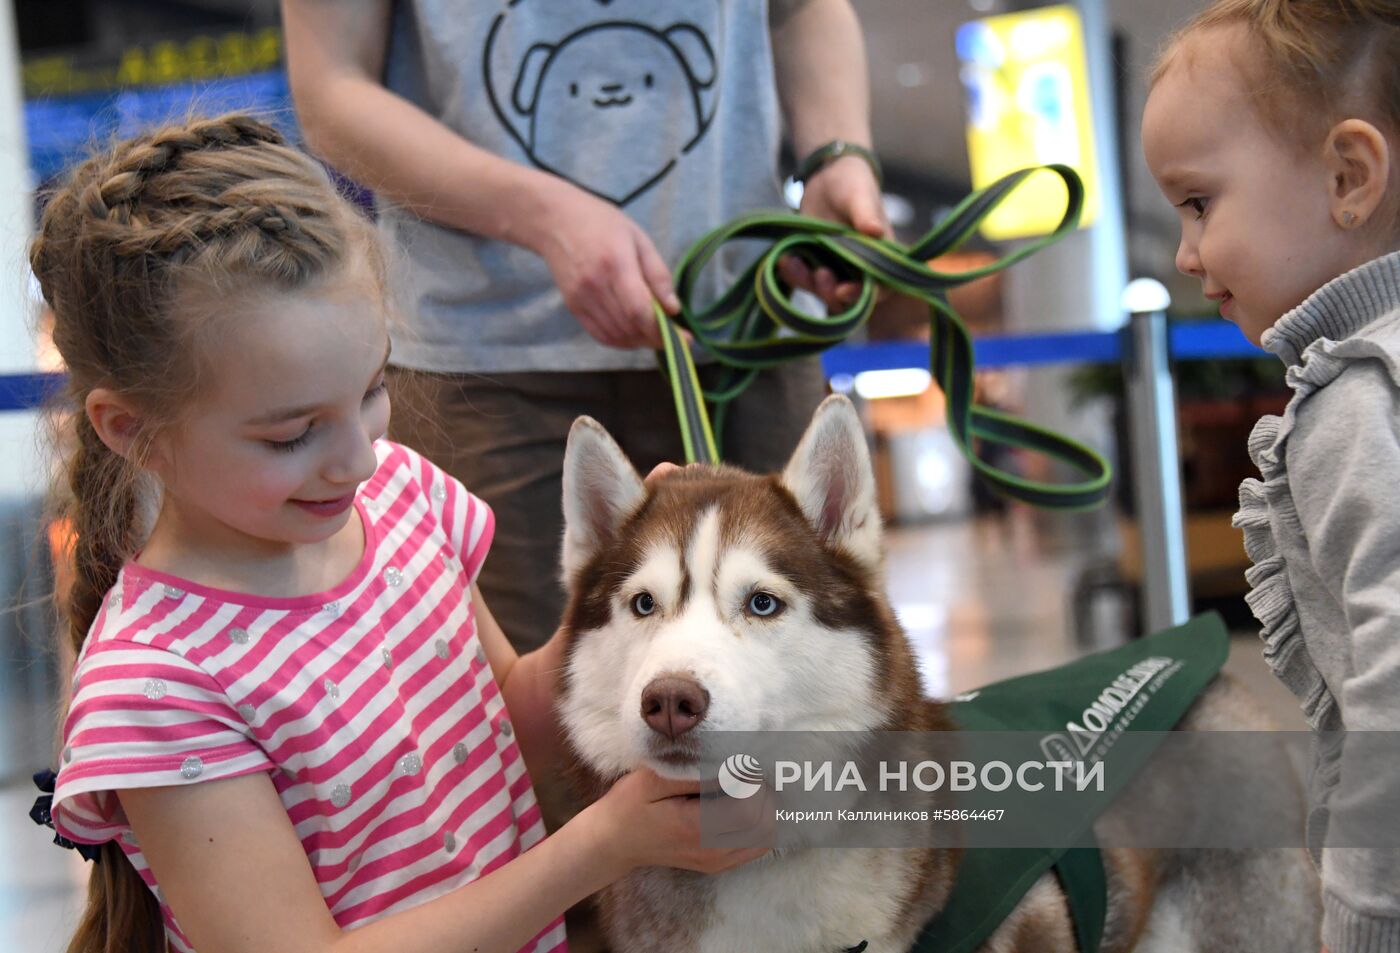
909, 613, 1230, 953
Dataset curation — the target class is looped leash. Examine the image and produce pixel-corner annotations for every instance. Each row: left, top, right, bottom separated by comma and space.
654, 164, 1112, 510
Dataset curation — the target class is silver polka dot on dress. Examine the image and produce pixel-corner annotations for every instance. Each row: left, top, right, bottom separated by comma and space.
331, 783, 352, 808
381, 647, 394, 670
397, 753, 422, 777
122, 831, 138, 846
62, 746, 73, 764
443, 830, 456, 853
475, 645, 487, 665
452, 742, 469, 765
322, 600, 340, 615
163, 584, 185, 599
499, 718, 513, 738
323, 678, 340, 700
383, 566, 404, 588
180, 756, 203, 779
440, 552, 453, 567
227, 627, 249, 645
237, 703, 256, 722
435, 639, 451, 660
143, 678, 167, 701
432, 484, 447, 502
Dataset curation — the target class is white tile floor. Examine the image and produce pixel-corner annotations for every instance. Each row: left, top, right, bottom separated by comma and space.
0, 513, 1300, 952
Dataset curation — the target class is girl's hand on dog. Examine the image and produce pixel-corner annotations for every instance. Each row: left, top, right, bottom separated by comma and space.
645, 462, 681, 483
585, 767, 773, 877
646, 462, 715, 484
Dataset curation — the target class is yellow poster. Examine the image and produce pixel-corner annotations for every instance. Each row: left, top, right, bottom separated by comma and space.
957, 5, 1099, 240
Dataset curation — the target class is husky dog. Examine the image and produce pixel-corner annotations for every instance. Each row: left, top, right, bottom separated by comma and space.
556, 395, 1320, 953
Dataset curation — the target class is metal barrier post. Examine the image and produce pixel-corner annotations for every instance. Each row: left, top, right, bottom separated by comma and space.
1122, 279, 1190, 630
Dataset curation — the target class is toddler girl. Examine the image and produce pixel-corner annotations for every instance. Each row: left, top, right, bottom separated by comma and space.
1143, 2, 1400, 951
35, 113, 767, 953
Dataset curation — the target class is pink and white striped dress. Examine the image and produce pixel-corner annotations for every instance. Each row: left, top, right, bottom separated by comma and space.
52, 440, 567, 953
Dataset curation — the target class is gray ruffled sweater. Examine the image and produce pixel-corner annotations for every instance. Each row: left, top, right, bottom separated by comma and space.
1234, 251, 1400, 953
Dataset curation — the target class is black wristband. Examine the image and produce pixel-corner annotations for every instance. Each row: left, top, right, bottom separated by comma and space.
793, 140, 882, 188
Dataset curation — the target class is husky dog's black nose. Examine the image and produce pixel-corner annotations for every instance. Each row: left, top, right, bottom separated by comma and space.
640, 675, 710, 739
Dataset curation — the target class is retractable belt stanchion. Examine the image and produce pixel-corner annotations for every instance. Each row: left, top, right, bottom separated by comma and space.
1122, 279, 1190, 630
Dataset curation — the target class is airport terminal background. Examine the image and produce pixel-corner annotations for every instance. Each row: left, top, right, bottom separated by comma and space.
0, 1, 1306, 949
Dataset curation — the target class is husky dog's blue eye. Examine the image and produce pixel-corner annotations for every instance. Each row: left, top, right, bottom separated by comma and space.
632, 592, 656, 616
747, 592, 782, 617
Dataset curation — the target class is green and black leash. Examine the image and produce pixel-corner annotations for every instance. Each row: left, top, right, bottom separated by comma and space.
653, 163, 1112, 510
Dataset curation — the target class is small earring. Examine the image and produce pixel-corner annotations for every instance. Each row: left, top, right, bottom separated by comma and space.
1341, 210, 1357, 227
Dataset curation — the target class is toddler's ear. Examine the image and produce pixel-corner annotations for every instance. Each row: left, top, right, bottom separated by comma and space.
1324, 118, 1390, 230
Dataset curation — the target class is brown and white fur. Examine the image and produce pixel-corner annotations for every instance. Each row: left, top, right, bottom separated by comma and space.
555, 395, 1321, 953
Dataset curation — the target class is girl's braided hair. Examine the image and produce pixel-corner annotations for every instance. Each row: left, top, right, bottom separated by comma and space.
29, 113, 386, 953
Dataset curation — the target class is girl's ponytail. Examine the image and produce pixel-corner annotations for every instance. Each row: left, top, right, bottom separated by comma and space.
67, 845, 166, 953
53, 345, 166, 953
63, 413, 138, 657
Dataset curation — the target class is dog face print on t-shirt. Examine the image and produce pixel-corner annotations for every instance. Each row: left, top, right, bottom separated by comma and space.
483, 0, 721, 205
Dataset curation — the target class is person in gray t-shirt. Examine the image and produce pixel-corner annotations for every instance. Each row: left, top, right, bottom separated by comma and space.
282, 0, 887, 654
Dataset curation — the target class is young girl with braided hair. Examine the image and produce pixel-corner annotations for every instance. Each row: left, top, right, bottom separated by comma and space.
35, 113, 768, 953
1143, 2, 1400, 951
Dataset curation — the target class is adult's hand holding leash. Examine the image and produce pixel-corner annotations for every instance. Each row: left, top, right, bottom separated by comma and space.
531, 177, 679, 350
780, 149, 891, 309
533, 153, 884, 349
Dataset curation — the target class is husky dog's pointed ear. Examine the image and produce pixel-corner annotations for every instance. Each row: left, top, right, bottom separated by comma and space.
561, 416, 647, 581
780, 395, 882, 570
